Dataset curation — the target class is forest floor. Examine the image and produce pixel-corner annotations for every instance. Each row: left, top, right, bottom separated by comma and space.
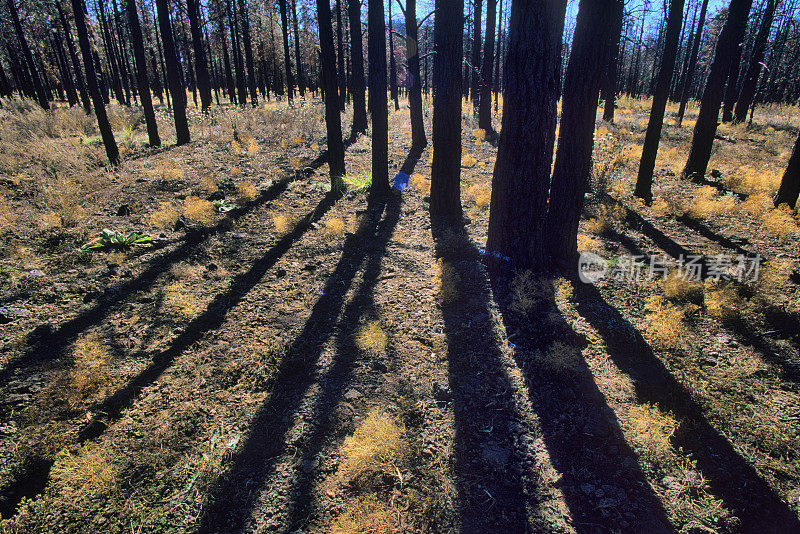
0, 95, 799, 533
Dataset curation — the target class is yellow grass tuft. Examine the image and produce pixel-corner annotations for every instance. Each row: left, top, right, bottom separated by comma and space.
273, 213, 296, 234
628, 404, 679, 461
230, 166, 242, 177
70, 333, 111, 405
199, 175, 219, 194
325, 217, 346, 237
741, 192, 773, 215
763, 204, 798, 240
355, 320, 388, 354
182, 196, 216, 225
644, 295, 690, 349
704, 281, 742, 323
472, 128, 486, 141
434, 258, 461, 306
509, 270, 553, 316
328, 496, 395, 534
338, 409, 406, 487
586, 201, 626, 234
687, 186, 737, 218
467, 183, 491, 208
150, 201, 179, 229
163, 280, 200, 318
460, 153, 478, 168
230, 138, 241, 154
236, 181, 258, 202
151, 161, 184, 182
663, 269, 702, 302
50, 444, 116, 506
410, 173, 430, 195
577, 234, 600, 253
246, 138, 259, 156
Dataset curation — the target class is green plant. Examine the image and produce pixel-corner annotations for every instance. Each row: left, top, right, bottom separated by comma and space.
342, 171, 372, 192
213, 199, 238, 213
80, 229, 152, 251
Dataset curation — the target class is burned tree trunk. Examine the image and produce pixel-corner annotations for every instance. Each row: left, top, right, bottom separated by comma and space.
126, 0, 160, 145
676, 0, 709, 126
734, 0, 778, 123
774, 130, 800, 208
601, 0, 624, 122
186, 0, 212, 110
155, 0, 191, 144
477, 0, 496, 133
317, 0, 345, 190
8, 0, 49, 109
277, 0, 295, 103
368, 0, 389, 194
347, 0, 367, 135
401, 0, 427, 147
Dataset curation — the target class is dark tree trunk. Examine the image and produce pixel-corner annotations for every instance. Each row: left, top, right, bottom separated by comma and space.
774, 130, 800, 208
50, 37, 68, 102
57, 0, 91, 113
97, 0, 125, 105
721, 8, 749, 123
388, 0, 400, 111
93, 50, 110, 103
186, 0, 211, 110
401, 0, 427, 147
477, 0, 496, 133
486, 0, 566, 272
229, 0, 247, 105
53, 32, 78, 106
155, 0, 190, 144
111, 0, 132, 106
734, 0, 777, 123
683, 0, 752, 180
237, 0, 258, 105
336, 0, 346, 109
634, 0, 686, 203
220, 17, 236, 104
71, 0, 119, 164
601, 0, 624, 122
317, 0, 345, 190
347, 0, 367, 135
8, 0, 49, 109
369, 0, 390, 194
126, 0, 160, 145
546, 0, 618, 269
470, 0, 482, 111
152, 3, 170, 107
672, 0, 698, 102
677, 0, 709, 126
291, 0, 305, 97
149, 48, 164, 104
493, 0, 503, 112
430, 0, 463, 221
277, 0, 295, 103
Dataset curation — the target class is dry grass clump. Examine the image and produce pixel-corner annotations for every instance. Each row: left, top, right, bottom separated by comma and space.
338, 409, 407, 487
355, 320, 388, 355
236, 180, 258, 202
644, 295, 691, 349
586, 201, 626, 234
726, 165, 780, 194
762, 204, 798, 240
50, 443, 116, 506
328, 496, 395, 534
199, 175, 219, 194
163, 280, 200, 318
150, 161, 184, 182
662, 269, 703, 302
467, 183, 491, 208
0, 194, 15, 230
325, 217, 346, 237
273, 213, 298, 234
246, 138, 259, 156
434, 258, 461, 306
149, 201, 179, 229
687, 186, 737, 219
509, 271, 554, 316
741, 192, 773, 215
43, 178, 87, 228
182, 196, 216, 225
410, 173, 430, 195
655, 146, 686, 176
628, 404, 679, 462
70, 333, 112, 406
703, 282, 742, 323
460, 153, 478, 168
537, 341, 582, 373
576, 234, 600, 252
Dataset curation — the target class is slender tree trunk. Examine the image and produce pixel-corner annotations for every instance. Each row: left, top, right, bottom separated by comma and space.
186, 0, 211, 110
291, 0, 305, 97
721, 9, 749, 123
317, 0, 345, 190
774, 130, 800, 207
237, 0, 258, 105
71, 0, 119, 164
477, 0, 496, 133
278, 0, 295, 103
493, 0, 503, 112
401, 0, 426, 147
229, 0, 247, 105
57, 0, 91, 113
683, 0, 753, 180
347, 0, 367, 135
97, 0, 125, 105
155, 0, 190, 144
677, 0, 709, 126
126, 0, 160, 145
336, 0, 346, 109
111, 0, 132, 106
486, 0, 566, 272
430, 0, 463, 220
388, 0, 400, 111
602, 0, 624, 122
8, 0, 49, 109
220, 18, 236, 104
470, 0, 482, 111
53, 32, 78, 106
546, 0, 618, 269
635, 0, 686, 203
734, 0, 777, 123
369, 0, 390, 194
672, 0, 698, 102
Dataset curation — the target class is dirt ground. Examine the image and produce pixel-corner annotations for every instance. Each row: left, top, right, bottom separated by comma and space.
0, 95, 799, 533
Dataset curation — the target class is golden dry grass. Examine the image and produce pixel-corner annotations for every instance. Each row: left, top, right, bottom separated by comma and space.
182, 196, 216, 225
509, 271, 553, 316
763, 204, 798, 240
628, 404, 679, 462
460, 153, 478, 168
644, 295, 691, 349
325, 217, 346, 237
50, 444, 116, 506
434, 258, 461, 306
410, 173, 430, 195
163, 280, 200, 318
338, 409, 406, 487
467, 183, 491, 208
355, 321, 388, 354
328, 496, 395, 534
236, 181, 258, 202
70, 333, 111, 406
149, 201, 179, 229
687, 186, 737, 219
704, 282, 742, 323
663, 270, 703, 302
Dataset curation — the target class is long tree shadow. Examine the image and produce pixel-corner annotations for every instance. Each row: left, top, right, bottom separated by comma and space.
572, 282, 800, 532
432, 221, 537, 533
198, 189, 403, 533
1, 137, 359, 388
278, 148, 422, 531
493, 274, 672, 533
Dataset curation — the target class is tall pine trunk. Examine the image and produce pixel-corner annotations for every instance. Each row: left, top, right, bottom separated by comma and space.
155, 0, 190, 144
402, 0, 426, 147
477, 0, 496, 133
682, 0, 752, 181
634, 0, 686, 203
186, 0, 211, 110
774, 130, 800, 208
469, 0, 482, 111
546, 0, 618, 269
336, 0, 346, 109
71, 0, 119, 164
734, 0, 777, 123
291, 0, 305, 97
676, 0, 709, 126
347, 0, 367, 136
368, 0, 390, 194
8, 0, 49, 109
601, 0, 624, 122
57, 0, 91, 113
316, 0, 345, 191
430, 0, 463, 221
277, 0, 295, 103
388, 1, 400, 111
238, 0, 258, 105
485, 0, 566, 271
126, 0, 160, 145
